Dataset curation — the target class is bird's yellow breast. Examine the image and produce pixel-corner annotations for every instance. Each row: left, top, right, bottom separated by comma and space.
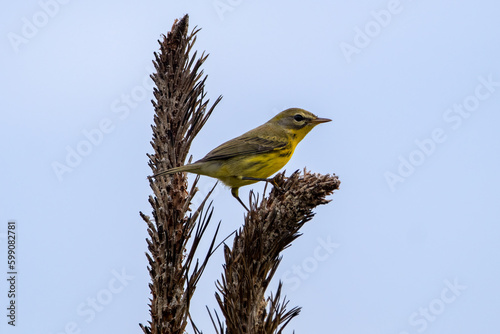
200, 145, 295, 188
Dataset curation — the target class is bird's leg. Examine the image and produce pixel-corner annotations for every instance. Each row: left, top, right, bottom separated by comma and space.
231, 187, 250, 212
241, 176, 283, 192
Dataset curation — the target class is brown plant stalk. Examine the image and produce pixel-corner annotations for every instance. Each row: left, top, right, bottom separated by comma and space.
139, 14, 222, 334
213, 170, 341, 333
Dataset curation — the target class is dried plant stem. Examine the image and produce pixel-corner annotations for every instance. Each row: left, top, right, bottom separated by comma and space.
215, 170, 341, 333
140, 14, 222, 334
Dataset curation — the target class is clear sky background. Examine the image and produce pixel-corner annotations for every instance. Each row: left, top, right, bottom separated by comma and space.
1, 1, 500, 333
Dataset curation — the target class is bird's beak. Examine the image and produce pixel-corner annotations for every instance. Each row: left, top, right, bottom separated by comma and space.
311, 117, 332, 124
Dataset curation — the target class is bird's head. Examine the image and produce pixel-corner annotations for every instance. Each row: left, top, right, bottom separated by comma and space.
269, 108, 331, 142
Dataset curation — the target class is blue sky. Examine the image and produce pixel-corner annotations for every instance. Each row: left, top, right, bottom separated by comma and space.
1, 1, 500, 333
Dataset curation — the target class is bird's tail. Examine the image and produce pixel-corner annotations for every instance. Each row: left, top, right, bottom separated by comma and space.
150, 163, 201, 179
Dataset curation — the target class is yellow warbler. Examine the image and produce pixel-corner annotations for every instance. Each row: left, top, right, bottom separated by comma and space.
152, 108, 331, 210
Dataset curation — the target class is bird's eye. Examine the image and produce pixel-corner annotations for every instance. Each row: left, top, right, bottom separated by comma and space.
293, 114, 305, 122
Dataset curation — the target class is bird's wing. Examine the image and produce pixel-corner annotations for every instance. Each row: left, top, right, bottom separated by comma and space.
198, 125, 289, 162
